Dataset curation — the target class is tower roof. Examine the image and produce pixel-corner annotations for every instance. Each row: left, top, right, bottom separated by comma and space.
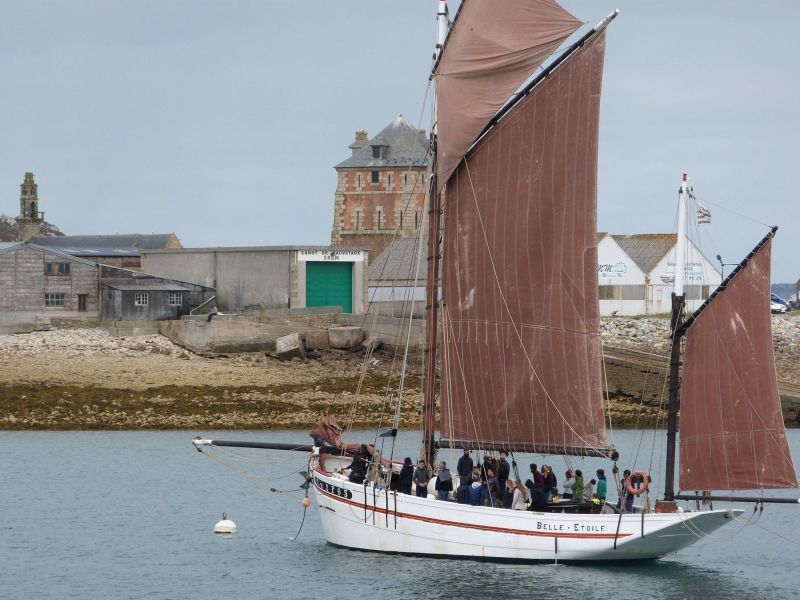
335, 115, 429, 169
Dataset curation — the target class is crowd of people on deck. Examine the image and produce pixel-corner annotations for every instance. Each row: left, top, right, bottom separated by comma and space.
395, 449, 643, 512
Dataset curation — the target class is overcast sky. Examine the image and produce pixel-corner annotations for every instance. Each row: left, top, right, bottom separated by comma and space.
1, 1, 797, 282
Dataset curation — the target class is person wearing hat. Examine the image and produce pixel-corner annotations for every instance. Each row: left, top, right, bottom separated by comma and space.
398, 457, 414, 495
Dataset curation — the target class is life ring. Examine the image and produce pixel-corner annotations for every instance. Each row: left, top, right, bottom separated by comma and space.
626, 471, 650, 496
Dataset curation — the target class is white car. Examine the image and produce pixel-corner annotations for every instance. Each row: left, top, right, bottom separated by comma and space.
771, 293, 789, 314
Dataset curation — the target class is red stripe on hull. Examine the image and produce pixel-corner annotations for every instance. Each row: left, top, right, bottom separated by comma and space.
315, 485, 631, 540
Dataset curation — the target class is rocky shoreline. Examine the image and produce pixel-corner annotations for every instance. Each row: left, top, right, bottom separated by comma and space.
1, 314, 798, 430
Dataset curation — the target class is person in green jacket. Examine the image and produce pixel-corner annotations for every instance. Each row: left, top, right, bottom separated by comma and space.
596, 469, 608, 502
572, 469, 585, 502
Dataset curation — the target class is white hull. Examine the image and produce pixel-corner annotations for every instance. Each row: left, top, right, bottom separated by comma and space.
311, 461, 741, 562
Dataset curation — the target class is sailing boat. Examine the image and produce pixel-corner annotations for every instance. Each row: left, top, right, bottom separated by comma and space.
193, 0, 798, 562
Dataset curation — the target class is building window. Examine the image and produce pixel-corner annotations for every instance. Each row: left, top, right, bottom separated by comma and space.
357, 174, 361, 187
599, 285, 621, 300
621, 285, 646, 300
372, 146, 381, 159
44, 293, 65, 307
376, 209, 383, 230
414, 210, 420, 230
355, 209, 362, 231
404, 173, 408, 185
371, 171, 379, 184
134, 292, 149, 306
399, 211, 404, 228
387, 173, 392, 188
684, 285, 711, 301
45, 262, 70, 276
168, 292, 183, 306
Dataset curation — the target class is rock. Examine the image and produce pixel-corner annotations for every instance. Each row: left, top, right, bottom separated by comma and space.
328, 326, 363, 349
276, 332, 305, 361
305, 328, 330, 350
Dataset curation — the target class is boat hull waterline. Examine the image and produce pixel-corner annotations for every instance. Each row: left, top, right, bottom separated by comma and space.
311, 462, 742, 562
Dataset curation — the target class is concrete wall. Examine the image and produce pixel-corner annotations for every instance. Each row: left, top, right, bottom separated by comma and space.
143, 247, 368, 314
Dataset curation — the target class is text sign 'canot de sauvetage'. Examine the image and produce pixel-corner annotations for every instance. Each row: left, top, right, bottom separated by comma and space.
298, 250, 365, 262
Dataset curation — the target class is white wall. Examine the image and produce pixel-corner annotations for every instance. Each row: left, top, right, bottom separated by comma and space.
649, 240, 722, 313
597, 235, 646, 316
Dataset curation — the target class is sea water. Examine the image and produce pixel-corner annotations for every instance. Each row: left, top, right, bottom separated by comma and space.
2, 429, 799, 600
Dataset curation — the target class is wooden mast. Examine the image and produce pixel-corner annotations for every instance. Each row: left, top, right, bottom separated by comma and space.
422, 136, 441, 468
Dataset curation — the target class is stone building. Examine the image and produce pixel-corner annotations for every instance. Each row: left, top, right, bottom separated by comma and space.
0, 241, 212, 329
331, 115, 429, 258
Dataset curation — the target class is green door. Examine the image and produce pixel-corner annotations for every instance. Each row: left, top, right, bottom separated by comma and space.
306, 261, 353, 313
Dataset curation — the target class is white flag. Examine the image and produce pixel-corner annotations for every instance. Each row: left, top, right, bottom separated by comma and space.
696, 203, 711, 225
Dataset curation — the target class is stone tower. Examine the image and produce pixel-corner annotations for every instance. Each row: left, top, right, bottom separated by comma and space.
331, 116, 429, 258
16, 172, 43, 241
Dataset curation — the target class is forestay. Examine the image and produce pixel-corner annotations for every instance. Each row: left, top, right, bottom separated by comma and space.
680, 237, 798, 490
438, 30, 609, 454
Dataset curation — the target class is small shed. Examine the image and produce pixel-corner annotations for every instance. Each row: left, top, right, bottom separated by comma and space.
101, 279, 197, 321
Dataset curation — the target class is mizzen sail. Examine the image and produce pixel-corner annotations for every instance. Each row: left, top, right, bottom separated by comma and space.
438, 31, 609, 454
679, 235, 798, 490
434, 0, 582, 188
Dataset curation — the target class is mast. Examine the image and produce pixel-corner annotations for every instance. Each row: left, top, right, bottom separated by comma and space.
421, 2, 448, 467
664, 174, 689, 502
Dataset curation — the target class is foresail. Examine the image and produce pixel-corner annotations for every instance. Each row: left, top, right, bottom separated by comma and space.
439, 31, 608, 454
434, 0, 582, 189
680, 237, 798, 490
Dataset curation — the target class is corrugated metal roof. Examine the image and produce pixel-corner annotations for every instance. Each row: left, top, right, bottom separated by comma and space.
38, 246, 140, 257
335, 116, 429, 169
369, 238, 427, 282
0, 242, 99, 267
611, 233, 676, 275
103, 281, 189, 292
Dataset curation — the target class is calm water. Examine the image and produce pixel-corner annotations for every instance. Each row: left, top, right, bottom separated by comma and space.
2, 429, 799, 600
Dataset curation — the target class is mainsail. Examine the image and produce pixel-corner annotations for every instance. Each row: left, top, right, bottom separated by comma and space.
434, 0, 583, 188
436, 25, 609, 454
679, 234, 798, 490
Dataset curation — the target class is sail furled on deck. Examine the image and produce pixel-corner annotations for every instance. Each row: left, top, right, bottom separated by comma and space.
434, 0, 583, 188
438, 31, 608, 453
679, 237, 798, 490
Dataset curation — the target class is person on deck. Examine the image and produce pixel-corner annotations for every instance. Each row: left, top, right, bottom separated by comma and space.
497, 452, 511, 492
562, 469, 575, 500
486, 467, 502, 507
468, 476, 488, 506
585, 478, 597, 501
398, 457, 414, 495
572, 469, 585, 502
435, 462, 453, 501
457, 449, 474, 486
617, 469, 633, 512
502, 479, 515, 508
413, 460, 430, 498
596, 469, 607, 503
512, 479, 529, 510
542, 465, 558, 502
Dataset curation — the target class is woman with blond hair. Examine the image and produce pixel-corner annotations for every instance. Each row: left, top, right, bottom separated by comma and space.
511, 479, 529, 510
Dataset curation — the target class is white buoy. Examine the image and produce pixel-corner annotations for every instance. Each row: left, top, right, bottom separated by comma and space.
214, 512, 237, 534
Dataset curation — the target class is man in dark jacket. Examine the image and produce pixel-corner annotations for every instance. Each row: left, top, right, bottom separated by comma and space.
486, 467, 502, 506
467, 476, 488, 506
413, 460, 430, 497
457, 449, 474, 486
497, 452, 511, 492
398, 457, 414, 494
435, 462, 453, 501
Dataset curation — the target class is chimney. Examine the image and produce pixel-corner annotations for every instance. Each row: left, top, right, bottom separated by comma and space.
354, 130, 368, 144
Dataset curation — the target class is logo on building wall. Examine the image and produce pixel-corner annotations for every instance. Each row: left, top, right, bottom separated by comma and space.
597, 261, 628, 278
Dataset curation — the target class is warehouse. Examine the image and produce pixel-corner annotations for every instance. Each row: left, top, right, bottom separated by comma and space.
141, 246, 368, 314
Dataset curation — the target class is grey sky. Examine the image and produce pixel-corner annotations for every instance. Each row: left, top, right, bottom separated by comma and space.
1, 1, 797, 282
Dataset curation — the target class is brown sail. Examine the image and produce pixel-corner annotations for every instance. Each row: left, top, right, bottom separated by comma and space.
680, 237, 798, 490
434, 0, 582, 189
438, 31, 608, 453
